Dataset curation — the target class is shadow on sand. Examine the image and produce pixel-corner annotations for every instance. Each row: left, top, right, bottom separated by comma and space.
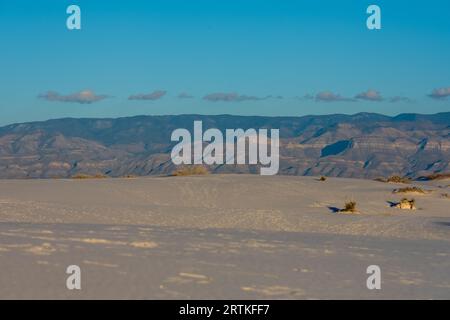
434, 221, 450, 227
328, 206, 340, 213
387, 201, 399, 207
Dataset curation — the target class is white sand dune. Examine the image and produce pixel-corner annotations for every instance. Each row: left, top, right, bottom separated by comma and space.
0, 175, 449, 299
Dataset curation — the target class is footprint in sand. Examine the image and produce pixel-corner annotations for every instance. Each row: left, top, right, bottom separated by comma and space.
73, 238, 125, 245
129, 241, 158, 249
25, 243, 57, 256
165, 272, 212, 285
241, 285, 305, 297
68, 238, 158, 249
244, 239, 278, 249
83, 260, 119, 268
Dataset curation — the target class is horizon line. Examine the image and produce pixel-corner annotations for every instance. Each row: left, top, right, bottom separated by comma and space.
2, 111, 450, 128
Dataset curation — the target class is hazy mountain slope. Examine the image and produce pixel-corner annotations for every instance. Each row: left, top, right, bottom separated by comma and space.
0, 113, 449, 179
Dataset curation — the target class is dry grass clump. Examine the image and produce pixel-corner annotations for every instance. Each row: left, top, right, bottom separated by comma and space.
374, 175, 411, 183
385, 175, 411, 183
393, 186, 425, 194
339, 201, 358, 214
441, 193, 450, 199
172, 165, 210, 176
319, 176, 327, 181
394, 198, 416, 210
71, 173, 108, 179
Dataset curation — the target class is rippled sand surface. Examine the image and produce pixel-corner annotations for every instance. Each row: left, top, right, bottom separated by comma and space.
0, 175, 449, 299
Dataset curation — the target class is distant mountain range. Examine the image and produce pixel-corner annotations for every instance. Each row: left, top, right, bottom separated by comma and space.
0, 112, 449, 179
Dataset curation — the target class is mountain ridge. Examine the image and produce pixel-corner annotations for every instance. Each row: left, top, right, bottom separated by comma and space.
0, 112, 449, 179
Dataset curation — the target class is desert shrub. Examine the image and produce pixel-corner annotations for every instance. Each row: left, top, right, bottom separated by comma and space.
172, 165, 210, 176
393, 186, 425, 194
319, 176, 327, 181
442, 193, 449, 199
395, 198, 416, 210
386, 175, 411, 183
340, 201, 357, 213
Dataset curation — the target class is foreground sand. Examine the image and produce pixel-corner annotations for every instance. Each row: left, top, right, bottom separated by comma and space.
0, 175, 449, 299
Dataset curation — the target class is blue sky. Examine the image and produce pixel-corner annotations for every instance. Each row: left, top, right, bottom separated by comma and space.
0, 0, 449, 125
